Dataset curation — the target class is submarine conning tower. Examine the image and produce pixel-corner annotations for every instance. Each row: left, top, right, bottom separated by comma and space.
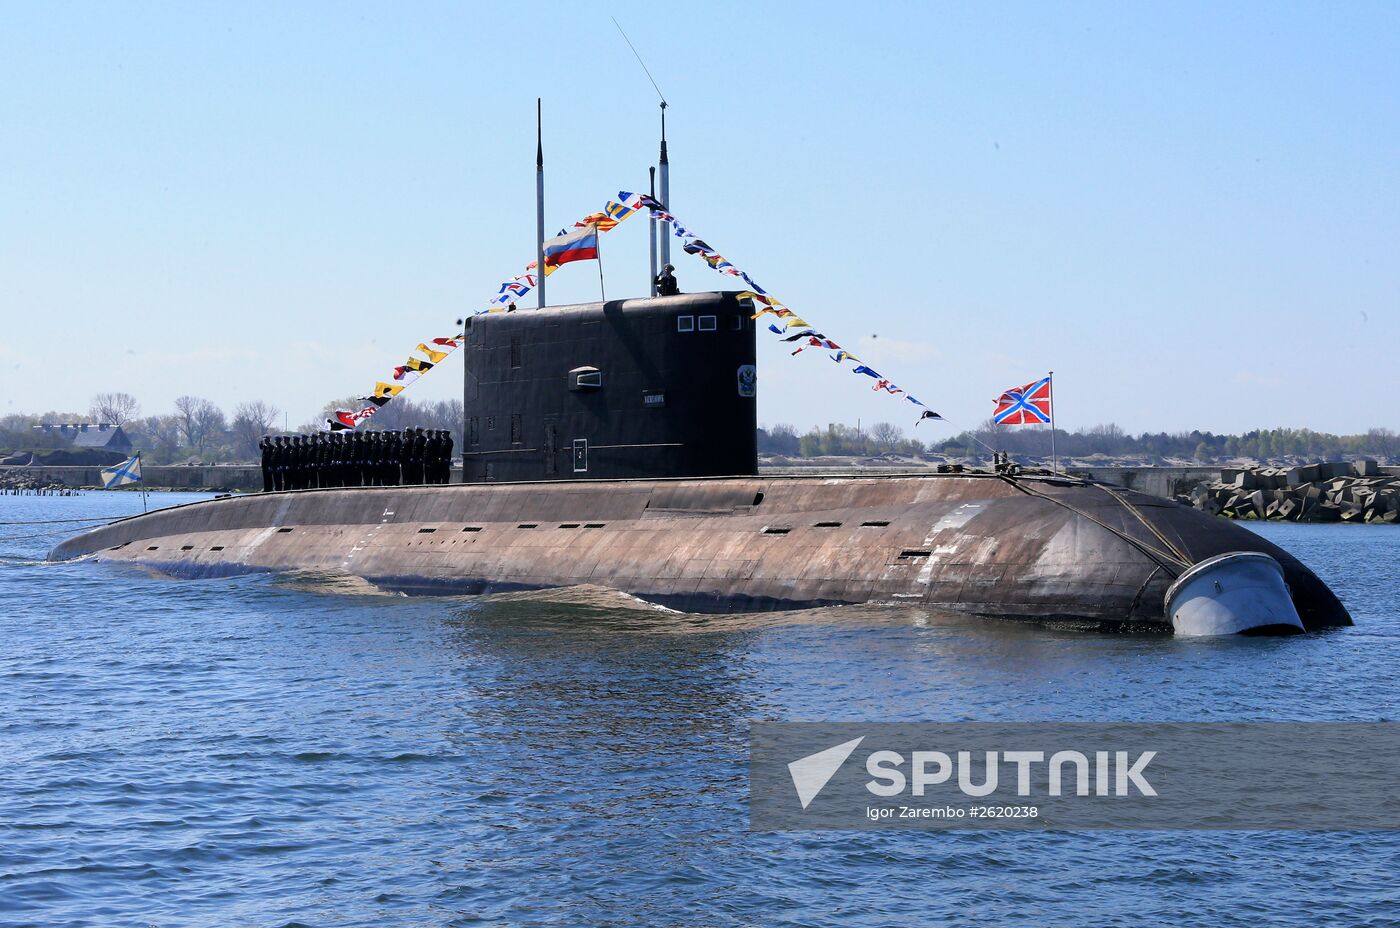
462, 291, 758, 483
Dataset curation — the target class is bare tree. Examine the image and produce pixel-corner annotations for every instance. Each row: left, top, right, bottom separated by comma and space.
230, 401, 282, 460
1, 413, 38, 433
365, 397, 425, 432
90, 392, 141, 426
757, 423, 800, 456
172, 395, 226, 450
1362, 427, 1398, 458
305, 396, 363, 433
868, 422, 903, 450
432, 398, 465, 443
141, 415, 185, 461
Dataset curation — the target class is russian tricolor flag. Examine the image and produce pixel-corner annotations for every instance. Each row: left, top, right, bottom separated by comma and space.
543, 226, 599, 268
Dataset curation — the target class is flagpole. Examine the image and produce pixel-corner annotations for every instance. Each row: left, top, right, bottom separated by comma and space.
1048, 371, 1057, 475
596, 228, 607, 302
138, 451, 147, 512
536, 98, 546, 309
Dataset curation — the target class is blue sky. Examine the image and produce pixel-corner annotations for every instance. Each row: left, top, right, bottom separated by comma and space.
2, 2, 1396, 435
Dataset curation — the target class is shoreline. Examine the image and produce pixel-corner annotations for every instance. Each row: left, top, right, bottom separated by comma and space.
5, 461, 1398, 503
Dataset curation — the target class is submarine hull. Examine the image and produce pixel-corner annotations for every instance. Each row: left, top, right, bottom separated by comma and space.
49, 474, 1350, 632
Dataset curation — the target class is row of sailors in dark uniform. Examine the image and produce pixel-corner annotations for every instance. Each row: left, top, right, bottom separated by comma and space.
258, 429, 454, 492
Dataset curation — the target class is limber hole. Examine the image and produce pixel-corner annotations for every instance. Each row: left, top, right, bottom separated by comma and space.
560, 523, 580, 529
814, 521, 842, 528
210, 546, 225, 552
898, 549, 932, 560
518, 523, 538, 529
180, 545, 194, 551
762, 526, 791, 535
583, 523, 605, 529
418, 528, 437, 534
462, 526, 482, 533
277, 527, 294, 534
146, 546, 159, 551
861, 520, 891, 527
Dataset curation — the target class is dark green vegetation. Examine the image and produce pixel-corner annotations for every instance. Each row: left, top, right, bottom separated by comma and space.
760, 422, 1399, 463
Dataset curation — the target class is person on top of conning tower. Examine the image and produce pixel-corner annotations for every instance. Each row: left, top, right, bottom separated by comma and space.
655, 264, 680, 297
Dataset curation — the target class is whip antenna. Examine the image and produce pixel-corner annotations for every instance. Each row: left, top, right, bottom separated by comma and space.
612, 17, 673, 286
611, 17, 667, 105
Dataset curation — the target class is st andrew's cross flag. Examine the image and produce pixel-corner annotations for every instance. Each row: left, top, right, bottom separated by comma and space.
993, 376, 1053, 426
100, 454, 142, 489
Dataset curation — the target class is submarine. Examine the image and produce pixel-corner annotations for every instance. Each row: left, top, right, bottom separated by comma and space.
51, 290, 1351, 635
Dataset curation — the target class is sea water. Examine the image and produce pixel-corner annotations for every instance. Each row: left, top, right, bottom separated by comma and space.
2, 492, 1398, 926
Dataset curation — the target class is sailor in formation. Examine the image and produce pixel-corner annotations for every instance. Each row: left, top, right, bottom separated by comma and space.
261, 429, 455, 491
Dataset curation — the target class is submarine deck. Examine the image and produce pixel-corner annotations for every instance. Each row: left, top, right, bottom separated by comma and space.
49, 473, 1351, 630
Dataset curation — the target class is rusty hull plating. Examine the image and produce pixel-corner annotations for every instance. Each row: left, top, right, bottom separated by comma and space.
49, 473, 1351, 631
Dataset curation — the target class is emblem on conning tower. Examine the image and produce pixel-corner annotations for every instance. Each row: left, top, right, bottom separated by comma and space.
737, 364, 756, 398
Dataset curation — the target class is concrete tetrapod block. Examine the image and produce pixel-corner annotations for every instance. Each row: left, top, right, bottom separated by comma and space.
1303, 502, 1343, 523
1287, 464, 1322, 484
1354, 459, 1380, 477
1228, 471, 1259, 490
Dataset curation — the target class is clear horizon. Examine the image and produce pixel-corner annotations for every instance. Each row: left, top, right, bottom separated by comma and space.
3, 2, 1396, 436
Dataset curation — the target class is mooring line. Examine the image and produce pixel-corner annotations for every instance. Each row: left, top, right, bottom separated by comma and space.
997, 476, 1187, 575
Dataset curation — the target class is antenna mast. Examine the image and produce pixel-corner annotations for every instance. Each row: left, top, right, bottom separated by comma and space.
648, 166, 658, 296
658, 103, 670, 272
536, 98, 546, 309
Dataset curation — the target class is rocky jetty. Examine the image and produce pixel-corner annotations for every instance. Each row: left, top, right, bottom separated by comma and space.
1187, 461, 1398, 523
0, 471, 81, 495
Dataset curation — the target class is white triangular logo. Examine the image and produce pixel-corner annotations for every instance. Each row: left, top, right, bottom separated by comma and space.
787, 737, 865, 809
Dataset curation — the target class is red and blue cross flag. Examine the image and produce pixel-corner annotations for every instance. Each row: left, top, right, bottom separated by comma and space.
993, 376, 1053, 425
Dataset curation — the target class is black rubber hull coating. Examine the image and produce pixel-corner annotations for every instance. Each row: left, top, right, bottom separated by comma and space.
49, 474, 1351, 631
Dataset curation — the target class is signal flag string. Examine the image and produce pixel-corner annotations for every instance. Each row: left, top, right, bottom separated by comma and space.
325, 188, 947, 432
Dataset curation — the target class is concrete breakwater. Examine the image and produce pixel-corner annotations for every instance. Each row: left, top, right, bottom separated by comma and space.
1188, 462, 1400, 523
1, 469, 82, 494
0, 464, 270, 493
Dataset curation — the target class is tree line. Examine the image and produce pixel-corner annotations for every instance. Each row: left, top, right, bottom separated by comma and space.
0, 392, 464, 465
760, 421, 1400, 463
3, 393, 1395, 465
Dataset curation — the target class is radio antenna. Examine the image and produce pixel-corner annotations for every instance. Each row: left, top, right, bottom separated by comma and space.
611, 17, 667, 106
612, 17, 672, 283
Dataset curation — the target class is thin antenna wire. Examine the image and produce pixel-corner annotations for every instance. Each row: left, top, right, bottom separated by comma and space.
611, 17, 667, 105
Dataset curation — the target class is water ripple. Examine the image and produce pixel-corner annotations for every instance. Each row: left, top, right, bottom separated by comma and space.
1, 493, 1397, 925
